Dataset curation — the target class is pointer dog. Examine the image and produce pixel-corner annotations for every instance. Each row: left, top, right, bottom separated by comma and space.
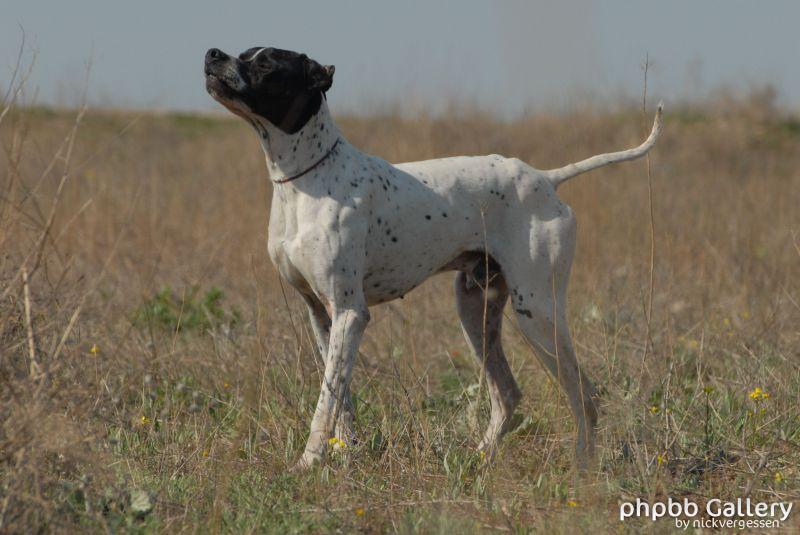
204, 46, 663, 470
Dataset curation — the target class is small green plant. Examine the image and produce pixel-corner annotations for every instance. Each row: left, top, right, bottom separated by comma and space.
133, 286, 239, 333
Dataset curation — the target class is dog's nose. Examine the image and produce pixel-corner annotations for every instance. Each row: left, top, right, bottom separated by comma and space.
206, 48, 226, 62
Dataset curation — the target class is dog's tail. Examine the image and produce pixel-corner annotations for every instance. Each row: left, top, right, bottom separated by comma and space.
542, 101, 664, 189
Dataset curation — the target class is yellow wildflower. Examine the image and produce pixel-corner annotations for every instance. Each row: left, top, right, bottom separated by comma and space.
479, 450, 486, 461
354, 507, 365, 517
657, 453, 666, 466
749, 387, 769, 401
566, 500, 578, 507
328, 437, 346, 449
775, 472, 784, 483
223, 382, 231, 389
649, 405, 659, 415
89, 344, 100, 356
139, 415, 151, 426
202, 449, 210, 457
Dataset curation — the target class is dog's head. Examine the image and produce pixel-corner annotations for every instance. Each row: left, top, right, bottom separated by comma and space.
204, 46, 334, 133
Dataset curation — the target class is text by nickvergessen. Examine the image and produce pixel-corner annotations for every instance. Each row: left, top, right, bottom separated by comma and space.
619, 497, 792, 530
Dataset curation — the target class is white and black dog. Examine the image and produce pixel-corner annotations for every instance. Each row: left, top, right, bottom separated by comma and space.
204, 46, 662, 470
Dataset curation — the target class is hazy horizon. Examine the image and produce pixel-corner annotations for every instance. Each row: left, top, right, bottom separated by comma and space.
3, 1, 800, 117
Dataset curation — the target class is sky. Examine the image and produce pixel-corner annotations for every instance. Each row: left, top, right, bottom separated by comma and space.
2, 1, 799, 116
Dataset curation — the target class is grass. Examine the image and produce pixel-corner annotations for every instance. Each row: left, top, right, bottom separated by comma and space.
132, 286, 239, 332
1, 78, 799, 532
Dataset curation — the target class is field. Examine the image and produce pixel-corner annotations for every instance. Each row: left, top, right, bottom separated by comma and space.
1, 84, 799, 533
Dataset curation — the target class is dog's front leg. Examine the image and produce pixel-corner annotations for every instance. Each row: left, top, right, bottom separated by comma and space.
296, 300, 369, 469
300, 293, 356, 443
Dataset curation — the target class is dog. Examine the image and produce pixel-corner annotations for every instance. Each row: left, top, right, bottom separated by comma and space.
204, 46, 663, 470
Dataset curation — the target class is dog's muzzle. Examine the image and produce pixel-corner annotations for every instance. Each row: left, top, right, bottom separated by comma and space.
204, 48, 246, 98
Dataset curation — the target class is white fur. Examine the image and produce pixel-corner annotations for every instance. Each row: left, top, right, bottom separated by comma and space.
248, 47, 267, 61
244, 99, 663, 470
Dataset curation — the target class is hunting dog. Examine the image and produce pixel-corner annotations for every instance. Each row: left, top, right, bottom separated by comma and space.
204, 46, 663, 470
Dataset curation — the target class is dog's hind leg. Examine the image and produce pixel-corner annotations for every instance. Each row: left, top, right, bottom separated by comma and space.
512, 303, 598, 470
301, 293, 355, 443
454, 269, 521, 456
502, 232, 598, 470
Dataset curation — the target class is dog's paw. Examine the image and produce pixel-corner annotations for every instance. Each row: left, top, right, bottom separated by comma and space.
291, 451, 323, 472
289, 459, 310, 473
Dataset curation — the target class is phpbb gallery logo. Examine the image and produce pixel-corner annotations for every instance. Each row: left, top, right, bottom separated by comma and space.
619, 497, 793, 530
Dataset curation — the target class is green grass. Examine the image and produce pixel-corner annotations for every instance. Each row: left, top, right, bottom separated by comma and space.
39, 326, 797, 533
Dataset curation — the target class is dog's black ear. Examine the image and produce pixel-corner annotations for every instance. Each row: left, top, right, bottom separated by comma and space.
304, 57, 335, 92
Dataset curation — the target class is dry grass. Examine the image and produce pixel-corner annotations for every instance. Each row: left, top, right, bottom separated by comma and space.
1, 74, 799, 532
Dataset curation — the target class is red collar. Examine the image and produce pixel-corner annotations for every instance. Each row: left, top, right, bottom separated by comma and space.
272, 138, 341, 184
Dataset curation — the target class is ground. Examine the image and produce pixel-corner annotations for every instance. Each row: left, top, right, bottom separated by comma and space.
1, 89, 799, 533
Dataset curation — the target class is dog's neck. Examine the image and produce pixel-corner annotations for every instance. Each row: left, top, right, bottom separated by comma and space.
251, 98, 342, 183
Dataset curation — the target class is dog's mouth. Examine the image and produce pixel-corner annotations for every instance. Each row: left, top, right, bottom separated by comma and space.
205, 73, 255, 119
205, 72, 231, 96
205, 73, 247, 109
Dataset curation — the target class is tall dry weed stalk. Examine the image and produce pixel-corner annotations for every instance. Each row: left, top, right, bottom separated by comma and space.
0, 46, 119, 532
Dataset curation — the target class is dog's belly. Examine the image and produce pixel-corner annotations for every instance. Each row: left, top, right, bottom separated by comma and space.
362, 243, 471, 305
363, 249, 488, 305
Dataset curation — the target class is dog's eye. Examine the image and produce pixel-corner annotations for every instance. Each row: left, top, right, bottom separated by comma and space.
255, 59, 274, 74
